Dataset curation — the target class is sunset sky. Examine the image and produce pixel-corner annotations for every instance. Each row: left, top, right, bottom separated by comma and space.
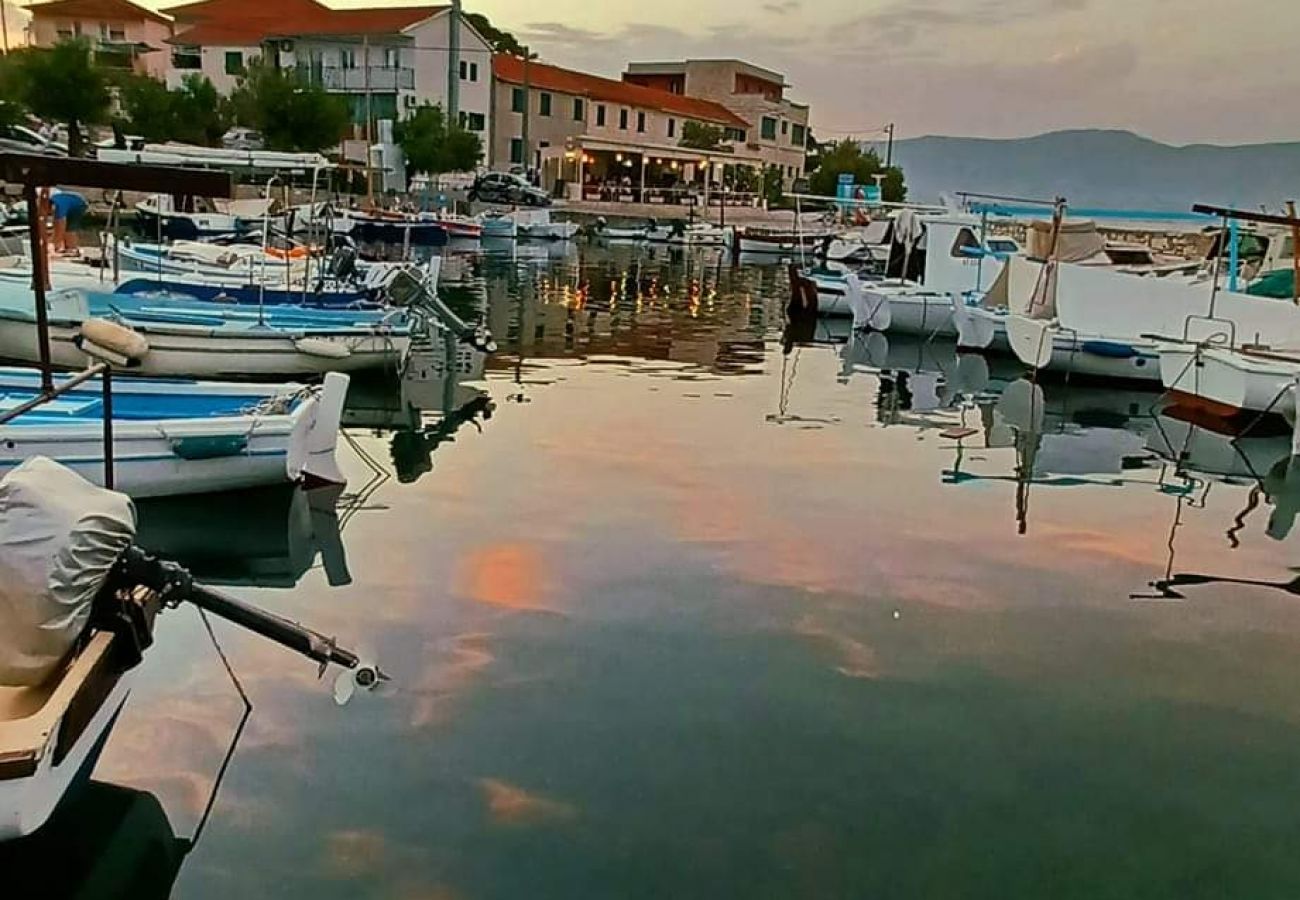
147, 0, 1299, 145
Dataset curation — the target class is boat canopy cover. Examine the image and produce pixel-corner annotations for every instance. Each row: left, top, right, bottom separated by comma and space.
1247, 268, 1296, 300
0, 458, 135, 688
1027, 219, 1106, 263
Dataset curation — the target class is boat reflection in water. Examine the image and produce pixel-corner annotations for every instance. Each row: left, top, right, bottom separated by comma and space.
0, 780, 188, 900
134, 484, 351, 588
345, 328, 495, 484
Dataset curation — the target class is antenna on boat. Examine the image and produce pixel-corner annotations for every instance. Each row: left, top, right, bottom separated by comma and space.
259, 174, 284, 327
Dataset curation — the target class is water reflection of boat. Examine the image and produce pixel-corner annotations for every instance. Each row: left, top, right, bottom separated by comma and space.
942, 377, 1166, 532
344, 330, 495, 484
1147, 409, 1291, 481
135, 484, 351, 588
0, 780, 188, 900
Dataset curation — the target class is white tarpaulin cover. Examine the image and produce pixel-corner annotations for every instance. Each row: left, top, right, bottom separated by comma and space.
0, 458, 135, 687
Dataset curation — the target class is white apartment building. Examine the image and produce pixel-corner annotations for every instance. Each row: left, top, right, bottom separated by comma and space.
164, 0, 492, 137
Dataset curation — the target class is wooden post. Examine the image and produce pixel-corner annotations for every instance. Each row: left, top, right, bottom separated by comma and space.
1288, 200, 1299, 305
25, 184, 52, 393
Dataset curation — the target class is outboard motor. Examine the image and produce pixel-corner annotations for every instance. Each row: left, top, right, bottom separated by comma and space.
327, 238, 360, 283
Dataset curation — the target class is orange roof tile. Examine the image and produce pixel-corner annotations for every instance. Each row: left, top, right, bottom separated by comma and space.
492, 55, 750, 129
29, 0, 173, 25
166, 0, 445, 45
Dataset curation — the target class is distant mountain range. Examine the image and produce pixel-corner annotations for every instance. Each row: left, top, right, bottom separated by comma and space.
887, 130, 1300, 213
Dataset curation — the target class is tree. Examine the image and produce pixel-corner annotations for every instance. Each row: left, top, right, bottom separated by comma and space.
729, 165, 759, 195
116, 73, 172, 141
463, 12, 531, 57
807, 139, 906, 202
679, 121, 725, 151
9, 40, 110, 156
174, 75, 229, 146
228, 64, 350, 153
117, 73, 229, 145
393, 104, 482, 175
0, 52, 26, 128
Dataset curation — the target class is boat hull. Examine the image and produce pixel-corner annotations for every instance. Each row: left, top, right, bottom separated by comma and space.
518, 224, 580, 242
737, 235, 827, 255
1160, 345, 1300, 415
0, 675, 131, 842
1006, 316, 1162, 382
134, 209, 249, 241
0, 317, 406, 379
0, 373, 349, 497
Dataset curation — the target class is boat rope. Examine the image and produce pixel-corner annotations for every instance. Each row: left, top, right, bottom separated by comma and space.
1226, 484, 1263, 550
1235, 379, 1296, 440
337, 429, 392, 532
1147, 344, 1204, 417
189, 607, 253, 848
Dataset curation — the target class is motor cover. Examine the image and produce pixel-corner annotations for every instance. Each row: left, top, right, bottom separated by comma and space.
0, 457, 136, 687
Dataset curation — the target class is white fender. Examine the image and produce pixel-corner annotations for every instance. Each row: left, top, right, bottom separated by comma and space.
847, 274, 890, 332
299, 372, 350, 486
950, 293, 998, 350
1006, 314, 1056, 370
954, 352, 991, 396
295, 337, 352, 360
80, 318, 149, 363
997, 378, 1047, 435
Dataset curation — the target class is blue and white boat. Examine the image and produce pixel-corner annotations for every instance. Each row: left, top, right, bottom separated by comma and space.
0, 368, 350, 497
0, 287, 410, 379
113, 278, 377, 309
332, 210, 449, 247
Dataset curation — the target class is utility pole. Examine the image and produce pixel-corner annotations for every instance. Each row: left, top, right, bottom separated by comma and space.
1, 1, 10, 55
447, 0, 461, 124
885, 122, 895, 168
364, 35, 374, 204
521, 46, 531, 173
1287, 200, 1299, 305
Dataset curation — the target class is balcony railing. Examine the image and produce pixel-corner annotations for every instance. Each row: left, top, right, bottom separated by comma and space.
297, 65, 415, 92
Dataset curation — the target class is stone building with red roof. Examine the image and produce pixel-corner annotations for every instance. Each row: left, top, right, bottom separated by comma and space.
164, 0, 493, 139
625, 60, 811, 188
491, 54, 768, 200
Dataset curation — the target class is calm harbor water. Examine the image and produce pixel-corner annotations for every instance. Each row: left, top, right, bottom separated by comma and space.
60, 242, 1300, 897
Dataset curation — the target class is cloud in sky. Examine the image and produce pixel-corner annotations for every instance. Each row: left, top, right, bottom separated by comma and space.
465, 0, 1296, 144
162, 0, 1298, 143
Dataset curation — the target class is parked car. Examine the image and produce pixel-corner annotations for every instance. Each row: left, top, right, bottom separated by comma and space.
469, 171, 551, 208
0, 125, 68, 157
222, 127, 265, 151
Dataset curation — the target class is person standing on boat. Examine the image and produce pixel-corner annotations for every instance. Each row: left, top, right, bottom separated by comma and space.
42, 187, 87, 254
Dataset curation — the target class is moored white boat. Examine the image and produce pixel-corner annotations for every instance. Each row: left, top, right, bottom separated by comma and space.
134, 195, 280, 240
332, 210, 449, 247
0, 368, 350, 497
736, 226, 833, 256
513, 209, 580, 241
476, 212, 517, 239
996, 235, 1300, 383
0, 287, 410, 379
1158, 342, 1300, 418
420, 212, 482, 240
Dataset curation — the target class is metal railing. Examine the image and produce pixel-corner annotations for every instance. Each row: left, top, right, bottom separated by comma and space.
0, 364, 116, 488
298, 65, 415, 92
